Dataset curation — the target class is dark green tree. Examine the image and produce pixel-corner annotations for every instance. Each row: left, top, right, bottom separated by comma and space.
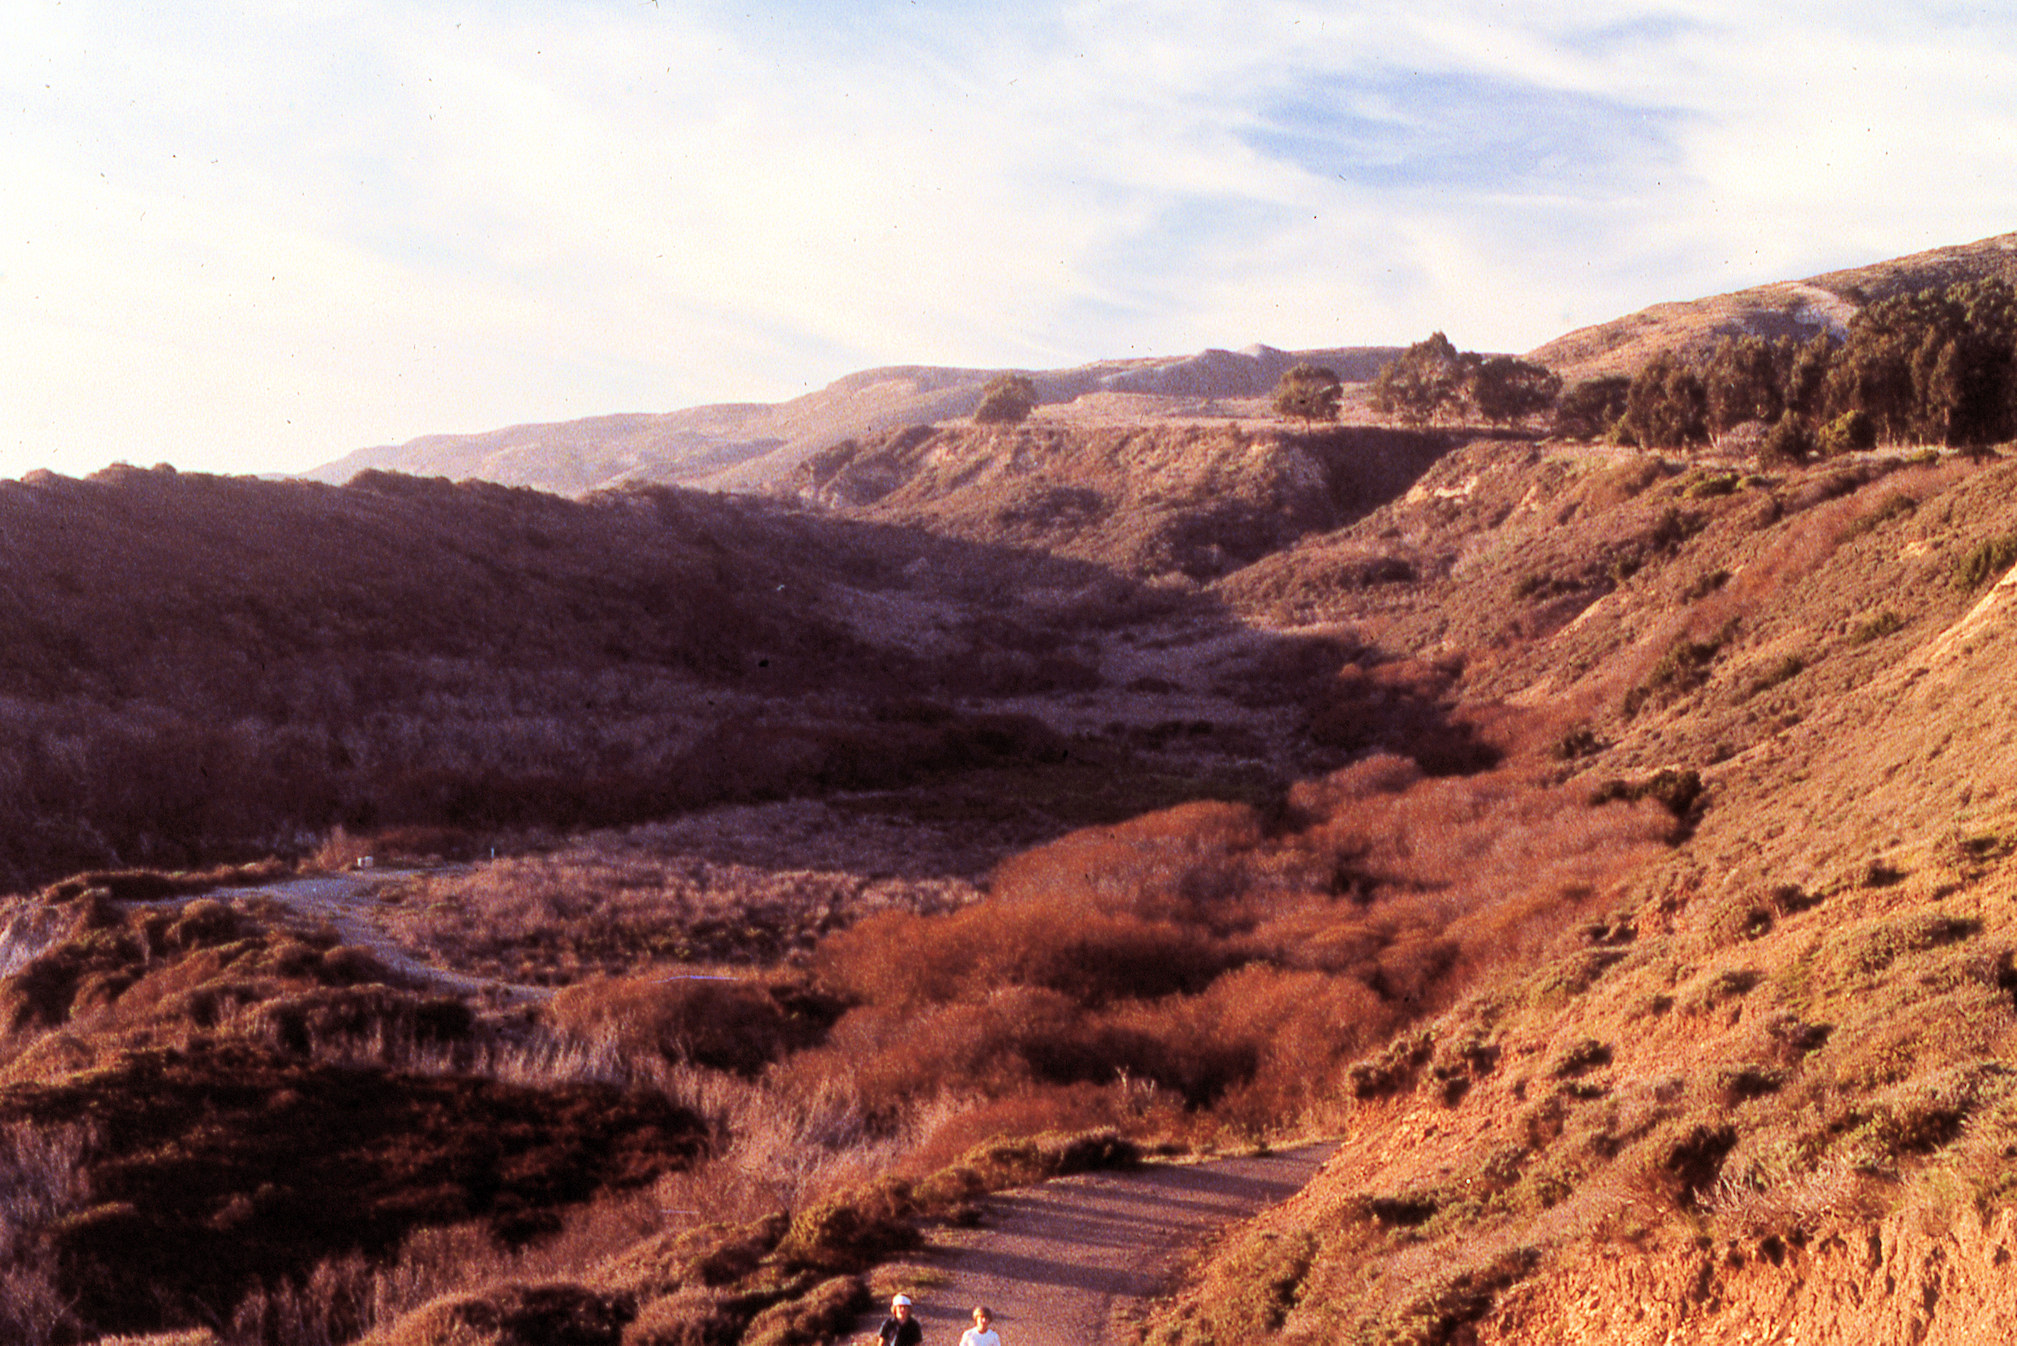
973, 373, 1037, 424
1704, 336, 1783, 437
1758, 413, 1813, 466
1272, 363, 1343, 423
1370, 333, 1471, 425
1822, 279, 2017, 446
1553, 375, 1632, 440
1814, 409, 1877, 457
1618, 351, 1709, 449
1468, 356, 1561, 426
1782, 332, 1837, 423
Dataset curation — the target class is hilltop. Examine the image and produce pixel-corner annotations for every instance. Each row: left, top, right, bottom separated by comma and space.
1530, 230, 2017, 380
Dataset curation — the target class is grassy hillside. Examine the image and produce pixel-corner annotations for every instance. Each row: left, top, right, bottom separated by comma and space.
1146, 445, 2017, 1343
0, 423, 1489, 891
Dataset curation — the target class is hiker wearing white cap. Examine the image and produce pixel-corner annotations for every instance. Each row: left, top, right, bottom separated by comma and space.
877, 1293, 923, 1346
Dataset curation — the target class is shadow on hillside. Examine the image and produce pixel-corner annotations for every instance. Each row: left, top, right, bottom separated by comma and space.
1294, 425, 1466, 530
0, 463, 1494, 890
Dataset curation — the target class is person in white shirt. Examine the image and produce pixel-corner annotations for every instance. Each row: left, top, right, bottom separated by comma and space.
959, 1305, 1002, 1346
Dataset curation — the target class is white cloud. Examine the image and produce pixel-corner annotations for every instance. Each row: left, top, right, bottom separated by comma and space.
4, 0, 2017, 479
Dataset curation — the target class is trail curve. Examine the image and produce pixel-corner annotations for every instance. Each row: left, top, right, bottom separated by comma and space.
856, 1142, 1334, 1346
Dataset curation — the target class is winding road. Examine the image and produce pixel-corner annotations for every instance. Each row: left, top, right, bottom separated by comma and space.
856, 1143, 1335, 1346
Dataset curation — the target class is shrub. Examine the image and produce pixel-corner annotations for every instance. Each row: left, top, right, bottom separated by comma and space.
1953, 533, 2017, 589
817, 903, 1234, 1012
1744, 653, 1807, 699
544, 977, 811, 1077
1623, 630, 1729, 714
937, 1129, 1140, 1195
1815, 409, 1877, 457
1682, 568, 1731, 601
364, 1282, 631, 1346
773, 1179, 918, 1273
1142, 1228, 1316, 1344
1550, 726, 1602, 761
1849, 610, 1904, 644
972, 375, 1036, 424
622, 1287, 744, 1346
1683, 472, 1741, 500
1758, 415, 1812, 465
1548, 1037, 1612, 1078
739, 1275, 865, 1346
1589, 769, 1703, 826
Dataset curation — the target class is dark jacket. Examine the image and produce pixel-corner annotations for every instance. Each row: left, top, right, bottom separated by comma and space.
879, 1314, 924, 1346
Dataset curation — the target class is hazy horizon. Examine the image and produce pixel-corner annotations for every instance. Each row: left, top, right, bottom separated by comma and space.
6, 1, 2016, 481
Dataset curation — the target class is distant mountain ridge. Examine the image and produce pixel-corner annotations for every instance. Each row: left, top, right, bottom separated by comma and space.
302, 345, 1400, 498
306, 231, 2017, 498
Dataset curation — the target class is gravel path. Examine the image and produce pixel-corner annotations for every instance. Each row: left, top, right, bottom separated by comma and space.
856, 1143, 1334, 1346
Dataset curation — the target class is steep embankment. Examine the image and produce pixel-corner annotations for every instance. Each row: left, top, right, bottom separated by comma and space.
1146, 446, 2017, 1343
785, 421, 1452, 582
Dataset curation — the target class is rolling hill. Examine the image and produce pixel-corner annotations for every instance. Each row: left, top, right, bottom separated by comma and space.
302, 345, 1402, 498
1529, 230, 2017, 381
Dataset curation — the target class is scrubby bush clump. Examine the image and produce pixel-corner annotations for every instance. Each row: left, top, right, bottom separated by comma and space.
972, 374, 1037, 424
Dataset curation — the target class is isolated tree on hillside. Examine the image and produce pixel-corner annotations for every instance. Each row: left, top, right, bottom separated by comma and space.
974, 374, 1037, 424
1273, 363, 1343, 423
1468, 356, 1561, 426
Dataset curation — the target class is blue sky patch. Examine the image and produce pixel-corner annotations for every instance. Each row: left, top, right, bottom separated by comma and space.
1245, 70, 1688, 198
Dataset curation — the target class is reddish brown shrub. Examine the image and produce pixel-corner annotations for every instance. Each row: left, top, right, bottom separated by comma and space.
544, 976, 823, 1077
623, 1287, 744, 1346
816, 902, 1234, 1011
907, 1085, 1147, 1175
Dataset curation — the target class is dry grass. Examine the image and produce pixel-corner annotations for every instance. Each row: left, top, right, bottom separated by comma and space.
374, 841, 981, 984
0, 1122, 94, 1346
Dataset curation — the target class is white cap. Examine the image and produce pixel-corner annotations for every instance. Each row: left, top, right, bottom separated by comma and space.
892, 1295, 912, 1307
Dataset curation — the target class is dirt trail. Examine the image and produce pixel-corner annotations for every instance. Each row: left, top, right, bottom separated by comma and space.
859, 1143, 1334, 1346
210, 870, 554, 1004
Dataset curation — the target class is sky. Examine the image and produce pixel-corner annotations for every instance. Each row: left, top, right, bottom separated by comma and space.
4, 2, 2017, 480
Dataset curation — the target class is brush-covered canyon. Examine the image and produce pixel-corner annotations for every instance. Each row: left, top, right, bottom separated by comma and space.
10, 233, 2017, 1345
